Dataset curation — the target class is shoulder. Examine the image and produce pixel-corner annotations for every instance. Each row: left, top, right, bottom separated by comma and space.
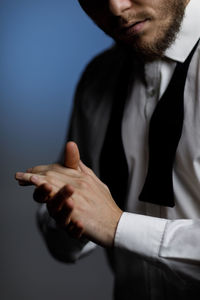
76, 44, 128, 92
70, 44, 130, 117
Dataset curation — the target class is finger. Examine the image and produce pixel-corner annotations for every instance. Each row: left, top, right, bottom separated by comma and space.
47, 185, 74, 218
33, 183, 53, 203
30, 175, 47, 186
49, 186, 74, 214
27, 174, 61, 191
55, 200, 74, 227
26, 165, 52, 174
15, 172, 33, 185
15, 172, 45, 185
28, 164, 81, 181
24, 164, 58, 176
38, 170, 81, 189
67, 220, 84, 239
16, 170, 78, 192
29, 163, 63, 175
15, 174, 41, 186
64, 141, 80, 170
18, 179, 33, 186
43, 167, 81, 178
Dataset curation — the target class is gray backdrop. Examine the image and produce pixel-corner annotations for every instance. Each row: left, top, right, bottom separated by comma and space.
0, 0, 114, 299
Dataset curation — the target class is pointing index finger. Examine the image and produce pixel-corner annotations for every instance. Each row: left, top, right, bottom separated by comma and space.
15, 172, 46, 186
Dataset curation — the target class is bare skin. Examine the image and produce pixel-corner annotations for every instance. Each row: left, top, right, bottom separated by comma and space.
15, 142, 123, 247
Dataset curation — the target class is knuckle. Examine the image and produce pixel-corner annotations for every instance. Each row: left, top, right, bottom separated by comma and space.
47, 177, 55, 185
88, 168, 95, 176
103, 183, 109, 191
51, 164, 61, 171
46, 170, 54, 177
45, 171, 56, 185
79, 178, 88, 189
85, 173, 93, 183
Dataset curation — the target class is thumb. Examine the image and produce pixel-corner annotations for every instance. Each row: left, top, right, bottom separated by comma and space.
64, 141, 80, 170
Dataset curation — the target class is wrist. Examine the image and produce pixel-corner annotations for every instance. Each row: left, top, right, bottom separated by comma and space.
108, 208, 123, 248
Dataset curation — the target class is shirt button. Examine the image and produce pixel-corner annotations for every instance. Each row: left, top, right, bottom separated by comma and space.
148, 88, 156, 97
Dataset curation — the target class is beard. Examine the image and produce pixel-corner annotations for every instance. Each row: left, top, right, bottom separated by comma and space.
106, 0, 187, 61
131, 2, 186, 60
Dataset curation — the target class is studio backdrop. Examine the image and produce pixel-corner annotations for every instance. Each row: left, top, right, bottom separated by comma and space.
0, 1, 113, 299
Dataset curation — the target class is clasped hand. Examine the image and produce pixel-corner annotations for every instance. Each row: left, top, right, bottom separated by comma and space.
15, 142, 122, 248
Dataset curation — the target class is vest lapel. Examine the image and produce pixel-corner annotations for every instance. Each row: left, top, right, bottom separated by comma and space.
139, 40, 199, 207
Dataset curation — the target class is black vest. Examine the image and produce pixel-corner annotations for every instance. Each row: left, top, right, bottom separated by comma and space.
100, 41, 199, 209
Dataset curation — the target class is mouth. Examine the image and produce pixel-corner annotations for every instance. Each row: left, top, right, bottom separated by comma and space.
119, 18, 150, 36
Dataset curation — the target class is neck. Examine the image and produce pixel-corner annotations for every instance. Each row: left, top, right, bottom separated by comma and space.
185, 0, 190, 7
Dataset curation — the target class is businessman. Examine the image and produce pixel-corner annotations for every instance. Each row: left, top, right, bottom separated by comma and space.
16, 0, 200, 299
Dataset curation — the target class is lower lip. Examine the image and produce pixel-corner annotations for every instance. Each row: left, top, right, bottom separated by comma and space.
121, 19, 149, 36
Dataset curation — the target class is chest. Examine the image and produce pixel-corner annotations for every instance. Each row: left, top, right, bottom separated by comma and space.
122, 58, 200, 218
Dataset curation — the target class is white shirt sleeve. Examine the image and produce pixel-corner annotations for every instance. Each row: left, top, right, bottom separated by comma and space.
37, 204, 97, 263
114, 212, 200, 285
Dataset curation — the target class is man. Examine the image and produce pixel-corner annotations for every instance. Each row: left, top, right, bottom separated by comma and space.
16, 0, 200, 299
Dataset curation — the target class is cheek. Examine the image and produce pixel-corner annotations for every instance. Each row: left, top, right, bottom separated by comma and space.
143, 19, 166, 40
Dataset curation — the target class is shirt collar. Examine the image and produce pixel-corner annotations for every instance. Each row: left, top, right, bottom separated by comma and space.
164, 0, 200, 62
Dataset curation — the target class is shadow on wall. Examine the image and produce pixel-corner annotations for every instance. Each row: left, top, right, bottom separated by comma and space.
0, 0, 113, 299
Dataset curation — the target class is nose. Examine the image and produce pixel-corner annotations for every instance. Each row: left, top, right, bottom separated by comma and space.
109, 0, 132, 16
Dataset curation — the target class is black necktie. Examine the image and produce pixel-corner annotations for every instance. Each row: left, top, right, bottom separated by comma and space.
139, 41, 199, 207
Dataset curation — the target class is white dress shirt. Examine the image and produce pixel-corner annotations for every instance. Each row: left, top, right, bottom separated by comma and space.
114, 0, 200, 297
38, 0, 200, 298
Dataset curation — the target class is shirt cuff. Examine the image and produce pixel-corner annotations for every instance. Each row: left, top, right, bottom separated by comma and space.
114, 212, 168, 260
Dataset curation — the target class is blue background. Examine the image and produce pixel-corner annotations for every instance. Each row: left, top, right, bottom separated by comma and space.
0, 1, 113, 299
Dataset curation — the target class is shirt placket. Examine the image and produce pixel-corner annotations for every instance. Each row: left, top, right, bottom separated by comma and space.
143, 61, 163, 218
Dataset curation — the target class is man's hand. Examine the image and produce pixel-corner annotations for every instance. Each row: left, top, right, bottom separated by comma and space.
15, 142, 123, 247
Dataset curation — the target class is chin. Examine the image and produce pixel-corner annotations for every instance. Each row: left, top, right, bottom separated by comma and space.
115, 36, 162, 61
